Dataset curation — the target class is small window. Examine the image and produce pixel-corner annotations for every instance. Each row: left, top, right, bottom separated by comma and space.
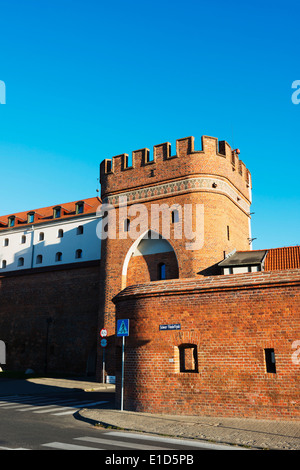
158, 262, 166, 280
3, 238, 9, 247
178, 344, 198, 373
1, 260, 7, 269
36, 254, 43, 264
21, 235, 26, 244
55, 252, 62, 262
8, 216, 15, 227
39, 232, 44, 241
57, 229, 63, 238
53, 207, 61, 219
18, 257, 24, 267
75, 249, 82, 259
27, 212, 35, 223
171, 210, 179, 224
265, 348, 276, 373
76, 202, 84, 214
227, 225, 230, 241
124, 218, 130, 232
77, 225, 83, 235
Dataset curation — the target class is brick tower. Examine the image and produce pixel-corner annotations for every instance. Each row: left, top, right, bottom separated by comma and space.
98, 135, 252, 378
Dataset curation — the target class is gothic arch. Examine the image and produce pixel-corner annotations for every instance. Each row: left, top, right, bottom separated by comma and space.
121, 230, 179, 289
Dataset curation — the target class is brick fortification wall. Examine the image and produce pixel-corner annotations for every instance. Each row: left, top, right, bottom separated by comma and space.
0, 262, 100, 375
114, 269, 300, 420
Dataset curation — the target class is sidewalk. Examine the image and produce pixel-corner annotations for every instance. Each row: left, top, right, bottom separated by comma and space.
79, 407, 300, 450
1, 375, 299, 450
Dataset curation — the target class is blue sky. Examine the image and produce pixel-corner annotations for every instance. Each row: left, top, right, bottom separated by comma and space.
0, 0, 299, 249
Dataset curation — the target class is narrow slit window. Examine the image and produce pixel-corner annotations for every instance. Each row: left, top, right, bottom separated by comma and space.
39, 232, 44, 241
158, 262, 166, 280
55, 252, 62, 262
124, 219, 130, 232
18, 257, 24, 267
77, 225, 84, 235
265, 348, 276, 373
2, 260, 7, 269
75, 249, 82, 259
57, 229, 63, 238
227, 225, 230, 241
171, 210, 179, 224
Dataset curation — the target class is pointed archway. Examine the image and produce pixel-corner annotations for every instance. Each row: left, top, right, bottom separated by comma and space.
122, 230, 179, 289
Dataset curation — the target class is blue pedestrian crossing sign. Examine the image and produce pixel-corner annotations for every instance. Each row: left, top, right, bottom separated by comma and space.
117, 319, 129, 337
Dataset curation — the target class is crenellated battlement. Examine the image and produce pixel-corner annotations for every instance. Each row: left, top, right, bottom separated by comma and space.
100, 135, 251, 203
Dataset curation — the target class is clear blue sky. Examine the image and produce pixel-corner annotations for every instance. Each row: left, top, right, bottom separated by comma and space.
0, 0, 299, 249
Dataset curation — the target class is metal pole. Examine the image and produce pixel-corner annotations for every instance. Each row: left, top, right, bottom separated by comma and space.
102, 348, 105, 384
121, 335, 125, 411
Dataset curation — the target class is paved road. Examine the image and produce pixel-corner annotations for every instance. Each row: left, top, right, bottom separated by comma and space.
0, 389, 230, 452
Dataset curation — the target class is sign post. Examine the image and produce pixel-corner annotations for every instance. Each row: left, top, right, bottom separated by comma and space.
116, 319, 129, 411
100, 329, 108, 384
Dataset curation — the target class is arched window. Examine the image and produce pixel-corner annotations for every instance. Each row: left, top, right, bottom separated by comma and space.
77, 225, 83, 235
55, 252, 62, 262
158, 262, 166, 280
57, 229, 63, 238
36, 254, 43, 264
18, 257, 24, 267
75, 249, 82, 259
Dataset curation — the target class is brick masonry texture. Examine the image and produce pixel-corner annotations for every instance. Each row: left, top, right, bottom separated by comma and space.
113, 269, 300, 420
98, 135, 252, 377
0, 262, 100, 375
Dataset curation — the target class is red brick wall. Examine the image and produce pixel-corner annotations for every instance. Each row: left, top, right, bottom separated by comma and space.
114, 269, 300, 420
0, 262, 100, 375
98, 137, 252, 379
126, 251, 179, 286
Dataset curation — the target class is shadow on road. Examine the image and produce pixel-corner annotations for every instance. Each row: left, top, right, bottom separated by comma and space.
0, 375, 115, 410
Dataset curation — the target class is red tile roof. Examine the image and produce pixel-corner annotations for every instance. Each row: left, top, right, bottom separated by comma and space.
264, 246, 300, 271
0, 197, 101, 231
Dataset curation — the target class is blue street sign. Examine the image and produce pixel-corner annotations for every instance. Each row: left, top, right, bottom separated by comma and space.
117, 319, 129, 337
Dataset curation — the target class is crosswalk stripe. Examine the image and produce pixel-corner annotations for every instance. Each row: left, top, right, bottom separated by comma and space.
33, 401, 95, 414
42, 442, 101, 450
0, 404, 36, 410
104, 431, 237, 450
28, 399, 81, 412
0, 446, 29, 450
0, 395, 109, 416
0, 396, 54, 406
75, 436, 170, 450
52, 401, 109, 415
